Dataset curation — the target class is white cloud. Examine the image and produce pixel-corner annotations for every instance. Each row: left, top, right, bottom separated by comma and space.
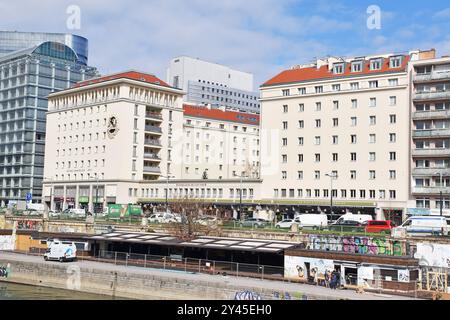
434, 7, 450, 18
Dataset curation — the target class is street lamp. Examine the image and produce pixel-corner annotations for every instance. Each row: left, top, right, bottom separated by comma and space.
161, 175, 175, 215
234, 172, 248, 220
90, 176, 100, 215
435, 171, 443, 216
325, 172, 337, 222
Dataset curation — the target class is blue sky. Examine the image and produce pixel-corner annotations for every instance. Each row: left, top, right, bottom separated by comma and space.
1, 0, 450, 87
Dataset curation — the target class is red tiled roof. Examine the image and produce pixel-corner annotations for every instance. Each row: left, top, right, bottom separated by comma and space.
183, 104, 260, 125
262, 55, 410, 87
72, 71, 171, 89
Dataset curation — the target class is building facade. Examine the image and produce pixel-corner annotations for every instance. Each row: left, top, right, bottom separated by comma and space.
259, 53, 415, 222
0, 31, 89, 65
166, 56, 260, 113
0, 41, 97, 205
409, 53, 450, 214
42, 71, 262, 212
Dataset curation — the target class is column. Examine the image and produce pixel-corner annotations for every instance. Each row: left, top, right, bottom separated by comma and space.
88, 184, 94, 213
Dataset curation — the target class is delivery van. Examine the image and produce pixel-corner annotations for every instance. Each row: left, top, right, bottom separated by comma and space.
67, 208, 86, 218
44, 240, 77, 262
394, 216, 449, 236
294, 214, 328, 229
333, 213, 373, 225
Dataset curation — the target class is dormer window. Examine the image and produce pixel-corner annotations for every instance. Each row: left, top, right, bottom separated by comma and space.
390, 56, 403, 68
370, 58, 383, 70
351, 61, 363, 73
333, 63, 344, 74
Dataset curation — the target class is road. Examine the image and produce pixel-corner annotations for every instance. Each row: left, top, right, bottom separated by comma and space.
0, 252, 419, 300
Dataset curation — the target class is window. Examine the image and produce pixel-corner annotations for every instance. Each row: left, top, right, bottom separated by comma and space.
298, 137, 304, 145
351, 117, 357, 126
314, 136, 321, 145
369, 116, 376, 125
389, 96, 397, 106
315, 86, 323, 93
369, 134, 376, 143
351, 153, 357, 161
298, 154, 304, 162
315, 119, 321, 128
351, 99, 358, 109
283, 105, 288, 113
282, 171, 287, 180
332, 153, 338, 162
299, 104, 304, 112
351, 61, 363, 73
370, 58, 382, 70
360, 190, 366, 198
379, 190, 386, 199
389, 133, 396, 143
282, 89, 290, 96
341, 190, 347, 198
351, 135, 357, 144
390, 152, 396, 161
370, 98, 376, 107
333, 63, 344, 74
298, 171, 304, 180
315, 102, 322, 111
390, 56, 402, 68
298, 87, 306, 95
332, 84, 341, 91
389, 190, 396, 200
282, 138, 288, 146
369, 80, 379, 88
369, 152, 376, 161
298, 120, 304, 128
333, 101, 339, 110
390, 170, 396, 180
350, 82, 359, 90
369, 170, 376, 180
283, 121, 288, 130
390, 114, 397, 124
314, 171, 321, 180
350, 190, 357, 198
350, 171, 356, 179
332, 135, 338, 144
333, 118, 339, 127
282, 154, 288, 163
315, 154, 321, 162
389, 78, 398, 86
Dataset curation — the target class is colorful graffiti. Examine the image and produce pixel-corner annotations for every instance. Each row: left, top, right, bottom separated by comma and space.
306, 235, 406, 256
16, 220, 42, 231
234, 290, 261, 300
273, 292, 291, 300
0, 264, 10, 278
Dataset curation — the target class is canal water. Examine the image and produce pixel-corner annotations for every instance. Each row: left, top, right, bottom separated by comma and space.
0, 282, 119, 300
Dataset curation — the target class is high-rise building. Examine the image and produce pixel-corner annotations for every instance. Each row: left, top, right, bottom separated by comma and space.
0, 31, 89, 65
166, 56, 260, 113
0, 41, 97, 205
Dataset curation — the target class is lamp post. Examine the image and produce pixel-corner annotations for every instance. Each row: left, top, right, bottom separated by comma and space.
325, 173, 337, 222
435, 171, 443, 216
90, 176, 100, 215
234, 172, 248, 220
161, 175, 175, 215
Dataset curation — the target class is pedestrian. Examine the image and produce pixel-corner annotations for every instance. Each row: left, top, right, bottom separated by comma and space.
330, 271, 337, 290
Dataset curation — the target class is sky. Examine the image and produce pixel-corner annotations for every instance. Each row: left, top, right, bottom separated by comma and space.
1, 0, 450, 88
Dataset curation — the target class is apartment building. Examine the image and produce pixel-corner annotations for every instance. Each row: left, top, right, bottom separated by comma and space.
260, 53, 415, 221
42, 71, 261, 212
410, 53, 450, 214
181, 104, 260, 180
166, 56, 260, 113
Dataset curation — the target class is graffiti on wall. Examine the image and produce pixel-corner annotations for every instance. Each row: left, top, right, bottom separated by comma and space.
0, 264, 10, 278
273, 291, 291, 300
16, 220, 42, 231
284, 256, 335, 282
306, 235, 406, 256
233, 290, 261, 300
414, 243, 450, 268
0, 235, 14, 251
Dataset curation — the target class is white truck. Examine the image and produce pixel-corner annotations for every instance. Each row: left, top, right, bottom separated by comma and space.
332, 213, 373, 225
293, 214, 328, 229
393, 216, 449, 237
44, 240, 77, 262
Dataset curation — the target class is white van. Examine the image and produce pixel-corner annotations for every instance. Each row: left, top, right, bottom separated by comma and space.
294, 214, 328, 228
333, 213, 373, 225
68, 208, 86, 218
44, 240, 77, 262
394, 216, 449, 236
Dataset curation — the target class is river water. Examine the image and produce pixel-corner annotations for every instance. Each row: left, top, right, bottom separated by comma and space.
0, 282, 118, 300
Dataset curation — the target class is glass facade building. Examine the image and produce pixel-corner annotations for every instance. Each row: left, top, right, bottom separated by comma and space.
0, 31, 88, 65
0, 41, 98, 204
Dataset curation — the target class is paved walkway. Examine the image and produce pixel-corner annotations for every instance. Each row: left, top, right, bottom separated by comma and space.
0, 252, 420, 300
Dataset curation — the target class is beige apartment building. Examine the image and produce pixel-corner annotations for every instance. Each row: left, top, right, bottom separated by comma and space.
42, 71, 261, 212
409, 54, 450, 215
259, 52, 424, 222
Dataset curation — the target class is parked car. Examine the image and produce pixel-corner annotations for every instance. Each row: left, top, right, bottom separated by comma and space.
196, 216, 221, 226
48, 210, 60, 218
364, 220, 393, 233
333, 213, 373, 225
275, 219, 298, 229
44, 240, 77, 262
394, 216, 449, 236
240, 218, 268, 228
67, 208, 86, 218
328, 220, 363, 232
149, 213, 177, 224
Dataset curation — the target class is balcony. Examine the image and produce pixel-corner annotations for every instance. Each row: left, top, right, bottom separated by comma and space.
412, 148, 450, 157
413, 129, 450, 138
412, 167, 450, 176
414, 91, 450, 101
143, 166, 161, 174
145, 125, 162, 134
413, 110, 450, 120
144, 139, 162, 147
143, 153, 161, 161
412, 187, 450, 195
145, 112, 163, 121
414, 71, 450, 83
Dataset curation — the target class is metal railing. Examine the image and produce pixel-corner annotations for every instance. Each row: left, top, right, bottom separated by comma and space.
143, 153, 161, 160
143, 166, 161, 174
144, 139, 162, 147
144, 125, 162, 134
145, 112, 163, 120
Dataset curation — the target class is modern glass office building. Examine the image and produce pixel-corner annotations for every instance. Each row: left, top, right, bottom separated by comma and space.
0, 31, 89, 65
0, 41, 98, 204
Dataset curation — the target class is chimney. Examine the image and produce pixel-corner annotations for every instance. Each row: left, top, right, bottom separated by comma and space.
419, 49, 436, 60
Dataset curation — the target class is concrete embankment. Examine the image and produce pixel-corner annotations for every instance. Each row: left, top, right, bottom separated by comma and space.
0, 252, 416, 300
